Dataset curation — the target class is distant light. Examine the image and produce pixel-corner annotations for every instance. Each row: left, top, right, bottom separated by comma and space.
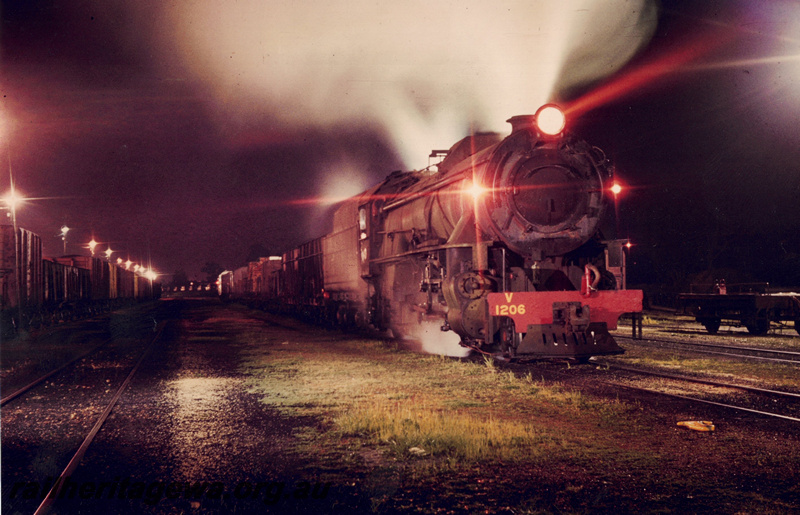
125, 260, 133, 270
104, 248, 113, 259
268, 256, 282, 261
626, 241, 633, 249
535, 104, 566, 136
1, 189, 24, 210
610, 183, 623, 195
60, 225, 70, 238
116, 257, 123, 264
134, 264, 140, 272
88, 239, 98, 254
145, 270, 158, 281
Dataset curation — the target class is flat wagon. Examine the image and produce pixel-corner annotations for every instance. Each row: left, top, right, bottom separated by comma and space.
678, 283, 800, 335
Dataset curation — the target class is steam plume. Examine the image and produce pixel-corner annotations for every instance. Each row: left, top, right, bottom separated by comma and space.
148, 1, 658, 167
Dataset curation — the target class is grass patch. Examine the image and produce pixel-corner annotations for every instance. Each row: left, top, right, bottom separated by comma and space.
237, 326, 634, 465
226, 307, 800, 514
336, 402, 565, 461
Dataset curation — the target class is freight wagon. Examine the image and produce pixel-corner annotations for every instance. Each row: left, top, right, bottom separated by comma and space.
679, 283, 800, 335
1, 224, 160, 335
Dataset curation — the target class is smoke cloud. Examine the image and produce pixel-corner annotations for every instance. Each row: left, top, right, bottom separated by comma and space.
144, 1, 658, 168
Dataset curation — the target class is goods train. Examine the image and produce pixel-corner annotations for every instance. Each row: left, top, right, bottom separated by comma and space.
222, 104, 643, 360
679, 282, 800, 335
0, 225, 161, 335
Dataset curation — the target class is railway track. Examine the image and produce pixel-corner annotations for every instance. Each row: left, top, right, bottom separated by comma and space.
0, 337, 114, 407
1, 318, 165, 515
504, 353, 800, 428
590, 360, 800, 424
644, 323, 800, 337
615, 334, 800, 364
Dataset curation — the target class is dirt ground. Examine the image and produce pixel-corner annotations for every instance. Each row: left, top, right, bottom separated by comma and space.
2, 299, 800, 514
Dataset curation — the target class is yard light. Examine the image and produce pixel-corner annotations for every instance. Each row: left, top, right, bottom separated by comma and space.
59, 226, 70, 254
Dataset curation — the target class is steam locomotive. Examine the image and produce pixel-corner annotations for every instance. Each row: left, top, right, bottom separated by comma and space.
222, 104, 642, 360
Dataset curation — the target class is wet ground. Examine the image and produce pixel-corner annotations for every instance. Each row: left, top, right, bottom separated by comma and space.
2, 299, 343, 514
3, 299, 800, 514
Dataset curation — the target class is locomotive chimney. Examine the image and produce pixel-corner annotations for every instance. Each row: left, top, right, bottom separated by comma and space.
506, 115, 536, 133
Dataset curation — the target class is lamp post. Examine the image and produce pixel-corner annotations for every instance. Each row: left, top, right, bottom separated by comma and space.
59, 225, 70, 255
88, 239, 98, 256
2, 186, 24, 327
104, 247, 113, 261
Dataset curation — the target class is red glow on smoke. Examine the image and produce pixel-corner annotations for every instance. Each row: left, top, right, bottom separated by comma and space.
566, 29, 734, 118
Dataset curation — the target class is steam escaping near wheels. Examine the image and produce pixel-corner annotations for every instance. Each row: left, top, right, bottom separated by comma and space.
407, 321, 471, 358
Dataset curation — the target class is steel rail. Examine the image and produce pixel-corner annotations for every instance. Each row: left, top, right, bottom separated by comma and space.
593, 361, 800, 400
616, 335, 800, 364
0, 337, 114, 406
608, 381, 800, 423
33, 323, 166, 515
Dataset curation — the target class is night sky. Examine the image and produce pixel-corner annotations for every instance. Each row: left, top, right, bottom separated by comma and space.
2, 1, 799, 292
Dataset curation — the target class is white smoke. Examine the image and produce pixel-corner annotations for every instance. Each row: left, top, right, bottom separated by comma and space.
147, 0, 658, 168
413, 320, 471, 358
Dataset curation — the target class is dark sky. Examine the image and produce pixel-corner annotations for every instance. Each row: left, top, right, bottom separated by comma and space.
2, 1, 799, 288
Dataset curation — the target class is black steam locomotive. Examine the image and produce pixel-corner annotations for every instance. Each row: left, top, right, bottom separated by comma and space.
222, 104, 642, 359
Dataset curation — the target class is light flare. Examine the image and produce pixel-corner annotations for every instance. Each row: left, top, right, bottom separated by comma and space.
567, 28, 736, 118
1, 187, 24, 211
466, 182, 487, 200
690, 53, 800, 71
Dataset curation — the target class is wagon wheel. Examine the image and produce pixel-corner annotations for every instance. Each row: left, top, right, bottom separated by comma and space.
698, 317, 721, 335
744, 316, 770, 335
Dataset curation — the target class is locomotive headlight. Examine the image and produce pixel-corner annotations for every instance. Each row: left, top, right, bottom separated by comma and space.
610, 182, 622, 195
535, 104, 566, 136
466, 181, 487, 200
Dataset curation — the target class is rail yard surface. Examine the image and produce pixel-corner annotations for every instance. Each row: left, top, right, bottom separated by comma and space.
3, 299, 800, 514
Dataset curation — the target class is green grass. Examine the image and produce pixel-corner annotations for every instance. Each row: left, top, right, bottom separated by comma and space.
336, 402, 567, 461
227, 309, 800, 514
237, 327, 633, 464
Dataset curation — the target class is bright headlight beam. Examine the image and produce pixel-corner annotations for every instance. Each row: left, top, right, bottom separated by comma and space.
535, 104, 566, 136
